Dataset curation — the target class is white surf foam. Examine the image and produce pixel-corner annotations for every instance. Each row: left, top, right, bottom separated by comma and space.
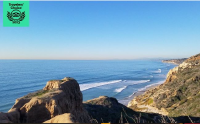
127, 80, 150, 84
115, 80, 151, 93
127, 80, 164, 98
138, 80, 164, 91
153, 69, 162, 73
80, 80, 122, 91
80, 79, 150, 91
128, 92, 136, 98
114, 86, 127, 93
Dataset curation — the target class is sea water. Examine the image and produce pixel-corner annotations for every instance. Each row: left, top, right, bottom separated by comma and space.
0, 60, 176, 112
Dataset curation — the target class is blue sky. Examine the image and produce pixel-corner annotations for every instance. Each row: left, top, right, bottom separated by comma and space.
0, 1, 200, 60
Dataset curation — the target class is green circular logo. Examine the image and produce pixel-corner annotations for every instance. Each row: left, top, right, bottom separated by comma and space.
11, 10, 21, 20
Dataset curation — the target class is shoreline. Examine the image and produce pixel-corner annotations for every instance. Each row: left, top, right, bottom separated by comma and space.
118, 83, 161, 106
119, 61, 178, 106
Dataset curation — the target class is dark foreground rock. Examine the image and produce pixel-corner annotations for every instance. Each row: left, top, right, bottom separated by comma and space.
0, 109, 20, 123
84, 96, 155, 123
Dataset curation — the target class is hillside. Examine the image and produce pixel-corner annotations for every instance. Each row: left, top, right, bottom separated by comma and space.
128, 53, 200, 119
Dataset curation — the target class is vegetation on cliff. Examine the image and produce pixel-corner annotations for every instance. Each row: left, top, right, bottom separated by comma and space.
128, 53, 200, 121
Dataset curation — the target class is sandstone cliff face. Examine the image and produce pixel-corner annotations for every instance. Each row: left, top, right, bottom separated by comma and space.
43, 113, 73, 123
1, 77, 90, 123
128, 53, 200, 117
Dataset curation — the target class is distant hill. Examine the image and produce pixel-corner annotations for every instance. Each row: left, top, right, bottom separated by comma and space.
162, 58, 187, 65
128, 53, 200, 119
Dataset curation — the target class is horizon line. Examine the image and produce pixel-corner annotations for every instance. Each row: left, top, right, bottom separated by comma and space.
0, 57, 183, 61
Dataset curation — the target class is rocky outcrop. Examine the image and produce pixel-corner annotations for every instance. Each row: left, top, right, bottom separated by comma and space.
128, 53, 200, 117
1, 77, 90, 123
0, 109, 20, 123
162, 58, 187, 65
44, 113, 73, 123
84, 96, 154, 123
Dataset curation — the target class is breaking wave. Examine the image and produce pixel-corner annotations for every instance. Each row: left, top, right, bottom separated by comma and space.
127, 80, 164, 98
153, 69, 162, 73
80, 80, 122, 91
80, 79, 150, 91
114, 86, 127, 93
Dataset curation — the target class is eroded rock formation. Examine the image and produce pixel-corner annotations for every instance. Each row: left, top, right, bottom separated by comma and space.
1, 77, 90, 123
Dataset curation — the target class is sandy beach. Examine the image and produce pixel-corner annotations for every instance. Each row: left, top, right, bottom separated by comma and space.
119, 83, 160, 106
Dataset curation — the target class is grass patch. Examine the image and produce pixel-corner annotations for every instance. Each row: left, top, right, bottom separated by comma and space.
23, 89, 50, 99
34, 90, 49, 97
147, 98, 153, 105
143, 98, 153, 105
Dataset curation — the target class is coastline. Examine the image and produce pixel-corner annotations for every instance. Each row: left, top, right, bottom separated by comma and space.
119, 60, 178, 106
121, 61, 179, 114
119, 83, 161, 106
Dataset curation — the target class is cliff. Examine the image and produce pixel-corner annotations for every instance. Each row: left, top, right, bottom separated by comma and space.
0, 77, 155, 123
162, 58, 187, 65
0, 77, 90, 123
128, 53, 200, 118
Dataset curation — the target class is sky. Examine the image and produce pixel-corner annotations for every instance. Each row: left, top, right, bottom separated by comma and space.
0, 1, 200, 60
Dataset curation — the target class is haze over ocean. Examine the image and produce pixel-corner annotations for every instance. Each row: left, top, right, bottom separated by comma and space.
0, 60, 176, 112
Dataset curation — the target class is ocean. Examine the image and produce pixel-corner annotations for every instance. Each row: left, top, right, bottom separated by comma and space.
0, 60, 176, 112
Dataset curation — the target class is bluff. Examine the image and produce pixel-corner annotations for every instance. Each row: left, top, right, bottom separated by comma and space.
128, 53, 200, 119
162, 58, 187, 65
0, 77, 90, 123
